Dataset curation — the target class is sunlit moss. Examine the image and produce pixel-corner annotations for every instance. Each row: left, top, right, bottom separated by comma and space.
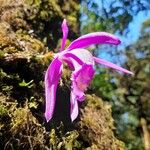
78, 94, 125, 149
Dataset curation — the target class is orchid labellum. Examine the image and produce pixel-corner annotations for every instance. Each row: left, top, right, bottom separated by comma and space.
45, 19, 133, 122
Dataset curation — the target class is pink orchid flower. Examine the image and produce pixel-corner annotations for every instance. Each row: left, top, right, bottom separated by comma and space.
45, 19, 133, 122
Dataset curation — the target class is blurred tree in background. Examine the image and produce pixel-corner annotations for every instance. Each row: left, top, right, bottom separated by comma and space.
116, 19, 150, 149
81, 0, 150, 149
80, 0, 150, 33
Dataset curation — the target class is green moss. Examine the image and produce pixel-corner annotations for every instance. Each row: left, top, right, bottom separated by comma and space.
78, 94, 125, 149
0, 50, 5, 58
16, 33, 45, 53
48, 128, 82, 149
0, 105, 8, 117
0, 0, 79, 50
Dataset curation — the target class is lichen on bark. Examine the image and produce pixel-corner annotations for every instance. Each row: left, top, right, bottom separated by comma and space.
0, 0, 124, 149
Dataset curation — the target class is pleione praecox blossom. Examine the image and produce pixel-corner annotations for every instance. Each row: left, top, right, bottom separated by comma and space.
45, 19, 133, 122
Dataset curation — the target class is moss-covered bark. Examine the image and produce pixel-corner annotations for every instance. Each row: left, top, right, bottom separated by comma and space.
0, 0, 124, 149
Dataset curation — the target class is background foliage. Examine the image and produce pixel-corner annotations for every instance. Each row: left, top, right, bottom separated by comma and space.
80, 0, 150, 149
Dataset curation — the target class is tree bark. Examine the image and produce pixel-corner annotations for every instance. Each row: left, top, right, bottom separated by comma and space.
141, 118, 150, 150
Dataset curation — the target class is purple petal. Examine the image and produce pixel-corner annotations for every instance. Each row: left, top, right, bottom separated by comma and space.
63, 52, 83, 66
44, 57, 62, 122
71, 64, 95, 101
62, 49, 94, 70
70, 63, 95, 122
45, 84, 57, 122
60, 19, 68, 51
67, 49, 94, 65
71, 75, 85, 101
70, 92, 79, 121
67, 32, 121, 50
74, 64, 95, 87
47, 57, 63, 84
94, 57, 134, 75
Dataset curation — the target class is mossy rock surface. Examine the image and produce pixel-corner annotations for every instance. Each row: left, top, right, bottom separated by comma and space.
0, 0, 79, 49
78, 94, 124, 149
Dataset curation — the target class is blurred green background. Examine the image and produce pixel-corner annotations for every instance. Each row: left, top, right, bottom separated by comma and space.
81, 0, 150, 149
